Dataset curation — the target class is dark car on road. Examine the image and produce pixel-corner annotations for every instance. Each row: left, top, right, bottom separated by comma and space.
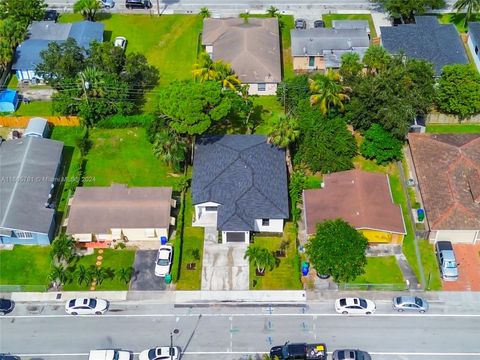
333, 349, 371, 360
295, 19, 307, 29
314, 20, 325, 28
125, 0, 152, 9
0, 355, 21, 360
0, 298, 14, 315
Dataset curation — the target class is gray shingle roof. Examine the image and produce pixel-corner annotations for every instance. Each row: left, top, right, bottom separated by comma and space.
380, 16, 468, 76
0, 137, 63, 234
332, 20, 370, 34
192, 135, 289, 231
290, 28, 369, 57
202, 18, 282, 84
13, 21, 104, 71
468, 22, 480, 47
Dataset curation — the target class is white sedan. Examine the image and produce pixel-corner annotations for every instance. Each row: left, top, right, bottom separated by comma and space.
65, 298, 109, 315
335, 297, 376, 315
139, 346, 180, 360
114, 36, 127, 50
155, 245, 173, 277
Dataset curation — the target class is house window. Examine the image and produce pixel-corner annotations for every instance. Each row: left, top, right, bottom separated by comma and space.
262, 219, 270, 226
309, 56, 315, 67
205, 206, 217, 212
16, 231, 33, 239
258, 83, 266, 92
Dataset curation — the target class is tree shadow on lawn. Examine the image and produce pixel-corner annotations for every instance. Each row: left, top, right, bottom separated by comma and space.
210, 104, 266, 135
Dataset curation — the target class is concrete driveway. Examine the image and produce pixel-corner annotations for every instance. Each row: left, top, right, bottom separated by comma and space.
130, 250, 166, 291
442, 243, 480, 291
201, 227, 249, 290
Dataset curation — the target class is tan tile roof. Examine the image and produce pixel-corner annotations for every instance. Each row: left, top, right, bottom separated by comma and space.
66, 184, 172, 234
202, 18, 281, 83
408, 133, 480, 230
303, 169, 405, 235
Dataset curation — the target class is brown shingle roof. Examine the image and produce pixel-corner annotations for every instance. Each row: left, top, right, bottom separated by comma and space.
303, 169, 405, 235
66, 184, 172, 234
408, 133, 480, 230
202, 18, 281, 84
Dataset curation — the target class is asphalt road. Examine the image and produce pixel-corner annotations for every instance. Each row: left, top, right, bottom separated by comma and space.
1, 301, 480, 360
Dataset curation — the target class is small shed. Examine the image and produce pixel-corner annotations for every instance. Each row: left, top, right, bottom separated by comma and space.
25, 117, 50, 138
0, 90, 19, 113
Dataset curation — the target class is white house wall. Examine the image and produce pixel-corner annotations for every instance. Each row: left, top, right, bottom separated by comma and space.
253, 218, 284, 232
467, 35, 480, 72
121, 228, 168, 242
431, 230, 478, 244
221, 231, 250, 244
248, 83, 277, 96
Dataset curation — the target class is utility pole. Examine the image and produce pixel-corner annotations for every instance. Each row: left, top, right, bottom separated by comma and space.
170, 328, 179, 360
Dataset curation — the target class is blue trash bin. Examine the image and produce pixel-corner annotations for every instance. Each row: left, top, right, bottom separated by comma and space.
301, 261, 309, 276
160, 236, 167, 245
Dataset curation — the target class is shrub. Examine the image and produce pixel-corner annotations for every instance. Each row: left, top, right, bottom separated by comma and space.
96, 114, 155, 128
360, 124, 403, 164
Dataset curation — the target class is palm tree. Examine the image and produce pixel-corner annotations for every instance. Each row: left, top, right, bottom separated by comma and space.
49, 264, 70, 288
339, 52, 363, 83
78, 67, 106, 98
214, 61, 241, 91
0, 41, 12, 72
75, 265, 88, 286
362, 45, 390, 75
308, 70, 351, 115
90, 266, 108, 285
73, 0, 101, 21
153, 128, 187, 172
192, 52, 218, 81
0, 19, 27, 50
244, 246, 276, 274
454, 0, 480, 26
199, 7, 211, 18
51, 234, 77, 263
267, 6, 280, 17
268, 116, 300, 174
117, 267, 134, 284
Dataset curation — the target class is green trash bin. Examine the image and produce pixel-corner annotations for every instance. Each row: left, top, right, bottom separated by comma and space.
165, 273, 172, 284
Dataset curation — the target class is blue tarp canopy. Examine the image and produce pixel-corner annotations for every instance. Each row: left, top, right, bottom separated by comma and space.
0, 90, 19, 113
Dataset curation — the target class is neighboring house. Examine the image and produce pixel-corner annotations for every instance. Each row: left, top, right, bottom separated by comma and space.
0, 90, 19, 113
467, 22, 480, 72
0, 137, 63, 245
381, 16, 468, 76
24, 117, 49, 138
201, 18, 282, 95
66, 184, 175, 249
12, 20, 104, 82
192, 135, 289, 243
332, 20, 370, 36
303, 169, 406, 244
290, 27, 369, 71
408, 134, 480, 244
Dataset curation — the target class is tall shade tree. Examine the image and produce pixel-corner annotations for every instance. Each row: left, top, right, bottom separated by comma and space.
0, 0, 47, 26
73, 0, 101, 21
306, 219, 368, 283
360, 124, 404, 164
370, 0, 446, 23
0, 18, 27, 50
0, 40, 12, 71
308, 70, 351, 115
453, 0, 480, 26
268, 116, 300, 174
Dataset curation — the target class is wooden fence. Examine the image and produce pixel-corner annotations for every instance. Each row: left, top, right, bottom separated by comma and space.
0, 116, 80, 127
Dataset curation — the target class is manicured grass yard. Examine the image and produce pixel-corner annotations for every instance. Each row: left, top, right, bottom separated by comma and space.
62, 249, 135, 291
253, 95, 285, 135
249, 222, 302, 290
322, 14, 378, 38
418, 240, 442, 291
176, 189, 204, 290
426, 124, 480, 133
351, 256, 404, 284
84, 128, 184, 189
0, 246, 51, 287
13, 101, 53, 116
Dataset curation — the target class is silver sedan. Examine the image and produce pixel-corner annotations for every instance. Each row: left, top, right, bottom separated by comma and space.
392, 296, 429, 313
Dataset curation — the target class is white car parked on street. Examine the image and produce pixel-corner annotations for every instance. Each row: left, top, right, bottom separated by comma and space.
65, 298, 109, 315
139, 346, 180, 360
335, 297, 376, 315
155, 245, 173, 277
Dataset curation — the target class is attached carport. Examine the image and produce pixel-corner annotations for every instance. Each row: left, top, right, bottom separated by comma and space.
129, 250, 166, 291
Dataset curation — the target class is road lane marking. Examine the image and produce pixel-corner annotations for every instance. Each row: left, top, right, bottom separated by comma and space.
4, 312, 480, 319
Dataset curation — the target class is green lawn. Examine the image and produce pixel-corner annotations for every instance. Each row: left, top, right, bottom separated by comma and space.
84, 128, 184, 189
13, 101, 54, 116
351, 256, 404, 284
436, 13, 480, 33
249, 222, 302, 290
6, 74, 18, 89
280, 15, 295, 79
322, 14, 378, 38
62, 249, 135, 291
0, 246, 51, 287
419, 240, 442, 291
176, 189, 204, 290
253, 95, 285, 134
426, 124, 480, 133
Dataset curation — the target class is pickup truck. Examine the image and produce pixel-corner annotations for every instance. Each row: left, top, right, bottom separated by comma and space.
89, 350, 131, 360
435, 241, 459, 281
270, 342, 327, 360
